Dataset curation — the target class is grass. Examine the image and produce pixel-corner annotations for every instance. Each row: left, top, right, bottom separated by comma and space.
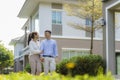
0, 72, 115, 80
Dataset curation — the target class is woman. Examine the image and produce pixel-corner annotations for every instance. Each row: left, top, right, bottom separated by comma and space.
28, 32, 42, 75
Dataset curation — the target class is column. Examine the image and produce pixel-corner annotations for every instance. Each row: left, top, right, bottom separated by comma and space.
106, 10, 116, 74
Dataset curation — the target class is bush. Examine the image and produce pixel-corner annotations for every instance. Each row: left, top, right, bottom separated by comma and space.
24, 64, 31, 73
0, 72, 114, 80
24, 63, 44, 73
56, 54, 106, 76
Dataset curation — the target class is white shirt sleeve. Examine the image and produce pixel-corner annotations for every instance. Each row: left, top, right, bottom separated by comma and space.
29, 41, 41, 54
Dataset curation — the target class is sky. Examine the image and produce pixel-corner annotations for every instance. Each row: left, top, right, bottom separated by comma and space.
0, 0, 26, 50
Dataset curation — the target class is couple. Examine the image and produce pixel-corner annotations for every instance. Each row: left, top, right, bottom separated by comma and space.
28, 30, 58, 75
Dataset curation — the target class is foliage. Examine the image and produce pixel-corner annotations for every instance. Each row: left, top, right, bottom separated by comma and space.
64, 0, 103, 54
56, 54, 106, 76
64, 0, 103, 32
0, 72, 114, 80
24, 64, 31, 73
0, 42, 14, 74
24, 63, 44, 73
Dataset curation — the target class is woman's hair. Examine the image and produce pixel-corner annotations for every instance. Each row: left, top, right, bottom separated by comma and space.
28, 32, 38, 45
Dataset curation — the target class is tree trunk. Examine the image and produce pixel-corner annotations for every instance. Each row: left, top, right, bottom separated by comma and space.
90, 30, 94, 54
0, 67, 1, 74
0, 67, 3, 74
90, 0, 95, 54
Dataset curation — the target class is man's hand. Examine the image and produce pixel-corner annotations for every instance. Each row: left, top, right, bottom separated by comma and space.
40, 57, 44, 62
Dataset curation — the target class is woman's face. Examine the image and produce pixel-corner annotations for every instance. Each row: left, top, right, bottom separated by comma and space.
34, 33, 39, 39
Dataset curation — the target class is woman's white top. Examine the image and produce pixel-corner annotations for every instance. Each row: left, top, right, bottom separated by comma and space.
29, 40, 41, 56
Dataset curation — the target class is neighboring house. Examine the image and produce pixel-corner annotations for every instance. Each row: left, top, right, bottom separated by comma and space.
102, 0, 120, 75
9, 21, 29, 72
9, 35, 25, 71
10, 0, 120, 75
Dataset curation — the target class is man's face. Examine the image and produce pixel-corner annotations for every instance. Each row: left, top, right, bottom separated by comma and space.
45, 32, 51, 39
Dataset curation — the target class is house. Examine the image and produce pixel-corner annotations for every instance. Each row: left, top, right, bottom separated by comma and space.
102, 0, 120, 75
9, 20, 29, 72
10, 0, 120, 74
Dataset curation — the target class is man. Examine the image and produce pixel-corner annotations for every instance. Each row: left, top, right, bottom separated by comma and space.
40, 30, 58, 75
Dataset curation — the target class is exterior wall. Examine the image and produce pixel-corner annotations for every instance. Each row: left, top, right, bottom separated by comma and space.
102, 0, 120, 74
62, 11, 86, 37
40, 36, 120, 61
103, 0, 120, 59
103, 0, 118, 11
38, 2, 86, 37
40, 37, 104, 61
14, 43, 24, 72
14, 43, 24, 59
14, 58, 23, 72
39, 3, 52, 35
95, 29, 103, 39
116, 41, 120, 50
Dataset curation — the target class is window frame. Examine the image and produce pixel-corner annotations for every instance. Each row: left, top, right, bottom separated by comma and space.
52, 9, 63, 25
62, 48, 90, 59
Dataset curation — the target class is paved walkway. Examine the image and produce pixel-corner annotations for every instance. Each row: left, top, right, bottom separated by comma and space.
115, 75, 120, 80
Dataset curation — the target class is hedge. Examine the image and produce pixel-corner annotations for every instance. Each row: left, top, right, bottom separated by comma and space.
56, 54, 106, 76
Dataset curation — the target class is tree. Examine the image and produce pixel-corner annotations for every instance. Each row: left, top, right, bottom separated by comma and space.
64, 0, 103, 54
0, 42, 14, 74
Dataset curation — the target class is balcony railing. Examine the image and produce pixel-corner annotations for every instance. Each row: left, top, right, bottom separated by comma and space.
19, 46, 30, 57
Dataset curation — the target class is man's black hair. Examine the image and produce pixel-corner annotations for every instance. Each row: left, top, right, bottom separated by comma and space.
45, 30, 51, 34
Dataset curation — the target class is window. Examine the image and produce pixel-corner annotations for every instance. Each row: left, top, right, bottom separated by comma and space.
86, 18, 92, 27
85, 18, 95, 37
34, 14, 39, 33
32, 12, 39, 33
52, 11, 62, 25
52, 3, 63, 36
62, 48, 90, 60
116, 52, 120, 75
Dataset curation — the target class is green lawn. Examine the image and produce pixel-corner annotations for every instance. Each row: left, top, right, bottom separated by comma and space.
0, 72, 114, 80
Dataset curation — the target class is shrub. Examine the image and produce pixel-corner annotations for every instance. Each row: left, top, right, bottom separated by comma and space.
56, 54, 106, 76
24, 63, 44, 73
24, 64, 31, 73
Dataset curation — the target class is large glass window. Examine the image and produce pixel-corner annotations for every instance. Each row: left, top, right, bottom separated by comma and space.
35, 14, 39, 33
32, 12, 39, 33
52, 11, 62, 25
62, 48, 90, 60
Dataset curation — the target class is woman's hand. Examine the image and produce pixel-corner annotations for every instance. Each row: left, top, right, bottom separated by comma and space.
40, 50, 43, 54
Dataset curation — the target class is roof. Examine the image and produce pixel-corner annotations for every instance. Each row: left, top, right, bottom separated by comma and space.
18, 0, 78, 18
9, 36, 23, 45
9, 33, 29, 45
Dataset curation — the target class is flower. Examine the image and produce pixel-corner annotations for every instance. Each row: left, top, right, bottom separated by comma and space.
66, 62, 75, 69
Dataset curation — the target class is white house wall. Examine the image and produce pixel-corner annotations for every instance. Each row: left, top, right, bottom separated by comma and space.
30, 2, 120, 39
95, 29, 103, 39
62, 10, 86, 37
38, 2, 86, 37
27, 2, 120, 40
14, 43, 24, 59
39, 3, 52, 35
